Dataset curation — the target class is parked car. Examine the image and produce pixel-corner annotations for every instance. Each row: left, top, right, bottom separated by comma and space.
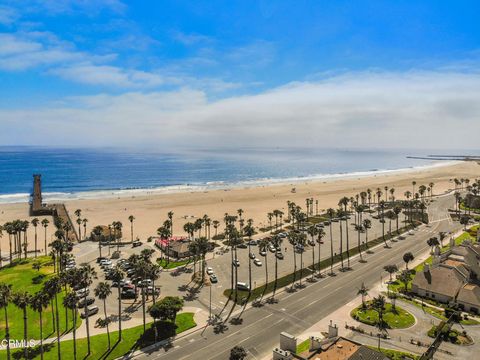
308, 240, 315, 246
121, 289, 136, 299
96, 257, 107, 263
259, 250, 267, 257
237, 243, 248, 249
254, 259, 262, 266
206, 267, 214, 275
408, 230, 414, 235
248, 240, 257, 245
275, 252, 284, 260
75, 288, 89, 298
236, 282, 250, 291
268, 245, 276, 253
249, 252, 256, 259
233, 259, 240, 267
146, 286, 159, 295
210, 274, 218, 283
78, 297, 95, 308
132, 240, 142, 247
81, 305, 99, 318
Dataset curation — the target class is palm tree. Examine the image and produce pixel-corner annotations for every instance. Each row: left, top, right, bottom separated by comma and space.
326, 208, 335, 274
128, 215, 135, 242
316, 228, 326, 276
244, 223, 255, 294
0, 224, 3, 267
95, 282, 112, 349
114, 221, 123, 252
12, 291, 32, 358
372, 295, 387, 346
287, 231, 298, 287
76, 218, 82, 241
44, 276, 62, 359
258, 238, 270, 298
384, 264, 398, 283
31, 291, 49, 360
357, 282, 369, 309
307, 226, 318, 279
403, 252, 414, 271
270, 235, 282, 299
31, 218, 40, 257
63, 291, 78, 359
212, 220, 220, 238
167, 211, 174, 235
82, 218, 88, 240
0, 283, 12, 360
339, 197, 351, 268
379, 201, 388, 247
78, 264, 97, 355
41, 219, 49, 255
297, 233, 307, 287
110, 267, 124, 341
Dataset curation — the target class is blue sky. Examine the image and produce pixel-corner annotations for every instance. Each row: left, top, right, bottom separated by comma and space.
0, 0, 480, 149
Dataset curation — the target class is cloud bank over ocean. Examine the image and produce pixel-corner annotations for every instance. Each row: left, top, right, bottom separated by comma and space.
1, 69, 479, 150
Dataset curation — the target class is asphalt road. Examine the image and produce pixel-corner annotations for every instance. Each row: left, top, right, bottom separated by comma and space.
136, 193, 460, 360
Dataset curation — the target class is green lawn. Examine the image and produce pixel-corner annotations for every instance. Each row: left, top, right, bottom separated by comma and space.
0, 256, 81, 341
157, 258, 190, 269
296, 339, 310, 354
6, 312, 196, 360
351, 302, 415, 329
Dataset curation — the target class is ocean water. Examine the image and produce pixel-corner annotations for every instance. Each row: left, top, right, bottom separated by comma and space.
0, 146, 447, 204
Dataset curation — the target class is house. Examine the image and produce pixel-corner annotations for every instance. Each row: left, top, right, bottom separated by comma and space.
411, 239, 480, 313
155, 236, 191, 259
273, 323, 388, 360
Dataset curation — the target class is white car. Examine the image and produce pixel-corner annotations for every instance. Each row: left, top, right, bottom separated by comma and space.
206, 267, 214, 275
254, 259, 262, 266
408, 230, 414, 235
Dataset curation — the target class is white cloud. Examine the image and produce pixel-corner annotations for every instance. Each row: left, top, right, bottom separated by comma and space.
50, 63, 166, 87
1, 70, 479, 150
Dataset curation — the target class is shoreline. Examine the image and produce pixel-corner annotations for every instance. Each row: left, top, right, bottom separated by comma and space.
0, 160, 459, 204
0, 161, 477, 251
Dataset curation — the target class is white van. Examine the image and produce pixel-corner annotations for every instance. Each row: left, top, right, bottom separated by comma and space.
81, 305, 99, 318
236, 282, 250, 291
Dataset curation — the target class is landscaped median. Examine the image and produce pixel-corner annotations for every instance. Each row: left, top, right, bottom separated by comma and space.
351, 302, 415, 329
157, 258, 190, 270
224, 224, 418, 303
3, 312, 196, 360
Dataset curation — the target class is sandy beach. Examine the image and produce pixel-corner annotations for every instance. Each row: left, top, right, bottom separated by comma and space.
0, 161, 478, 252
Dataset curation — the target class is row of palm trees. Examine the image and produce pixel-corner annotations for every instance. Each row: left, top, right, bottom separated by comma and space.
0, 218, 52, 266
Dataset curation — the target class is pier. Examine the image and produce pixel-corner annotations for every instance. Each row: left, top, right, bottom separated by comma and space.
30, 174, 79, 242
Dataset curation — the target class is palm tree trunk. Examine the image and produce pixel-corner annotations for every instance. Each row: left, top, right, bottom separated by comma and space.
84, 293, 91, 355
23, 308, 28, 358
292, 246, 297, 286
248, 244, 252, 296
345, 218, 350, 268
54, 294, 61, 359
311, 242, 315, 278
34, 227, 38, 257
118, 287, 122, 341
44, 227, 48, 255
141, 287, 146, 332
50, 299, 55, 332
70, 308, 76, 360
104, 299, 110, 349
39, 310, 44, 360
339, 222, 344, 269
329, 224, 334, 274
234, 246, 239, 303
4, 306, 11, 360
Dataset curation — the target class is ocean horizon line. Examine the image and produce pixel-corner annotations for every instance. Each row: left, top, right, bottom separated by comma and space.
0, 160, 458, 205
